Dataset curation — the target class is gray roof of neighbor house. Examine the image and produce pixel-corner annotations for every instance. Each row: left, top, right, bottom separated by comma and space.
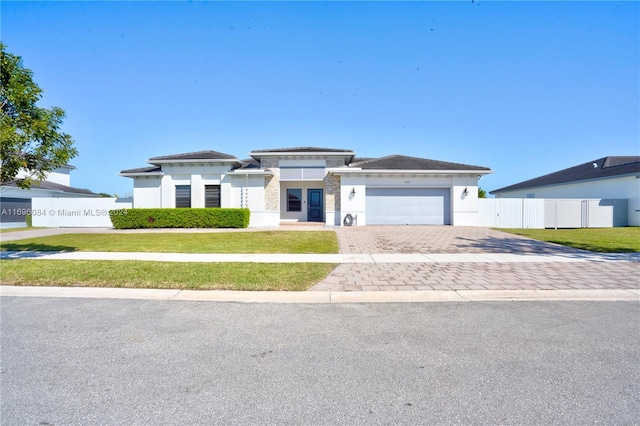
351, 155, 491, 171
149, 150, 239, 163
3, 180, 100, 196
491, 156, 640, 194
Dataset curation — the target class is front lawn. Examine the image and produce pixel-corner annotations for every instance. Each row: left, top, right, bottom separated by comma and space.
497, 227, 640, 253
0, 260, 336, 291
0, 231, 339, 254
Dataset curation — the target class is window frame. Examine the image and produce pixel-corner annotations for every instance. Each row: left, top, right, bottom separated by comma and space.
287, 188, 302, 212
175, 185, 191, 208
205, 184, 221, 208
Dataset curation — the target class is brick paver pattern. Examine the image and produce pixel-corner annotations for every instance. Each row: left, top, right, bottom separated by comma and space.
312, 226, 640, 291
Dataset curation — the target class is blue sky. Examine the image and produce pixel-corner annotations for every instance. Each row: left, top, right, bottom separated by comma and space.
2, 1, 638, 197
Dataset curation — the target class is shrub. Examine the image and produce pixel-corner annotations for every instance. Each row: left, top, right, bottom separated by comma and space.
25, 214, 32, 227
109, 208, 250, 229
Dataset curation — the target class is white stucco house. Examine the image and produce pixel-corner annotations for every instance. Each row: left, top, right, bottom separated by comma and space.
0, 165, 100, 227
491, 156, 640, 226
120, 147, 492, 227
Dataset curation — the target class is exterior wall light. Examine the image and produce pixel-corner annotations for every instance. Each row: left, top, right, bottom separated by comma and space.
461, 187, 468, 199
349, 187, 356, 200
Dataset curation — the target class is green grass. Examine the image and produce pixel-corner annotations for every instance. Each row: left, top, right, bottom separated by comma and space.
0, 231, 339, 254
497, 227, 640, 253
0, 260, 336, 291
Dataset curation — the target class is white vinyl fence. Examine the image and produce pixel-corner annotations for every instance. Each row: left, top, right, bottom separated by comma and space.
478, 199, 545, 228
32, 198, 132, 227
479, 198, 628, 229
544, 199, 628, 228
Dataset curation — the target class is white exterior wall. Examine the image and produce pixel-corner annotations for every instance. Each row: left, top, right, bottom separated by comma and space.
130, 163, 236, 209
132, 177, 162, 207
451, 176, 482, 226
338, 174, 481, 226
229, 175, 272, 227
15, 166, 72, 186
339, 175, 367, 226
494, 175, 640, 226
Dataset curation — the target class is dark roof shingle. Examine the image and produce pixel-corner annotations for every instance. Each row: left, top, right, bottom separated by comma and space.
491, 156, 640, 194
149, 150, 238, 162
353, 155, 491, 171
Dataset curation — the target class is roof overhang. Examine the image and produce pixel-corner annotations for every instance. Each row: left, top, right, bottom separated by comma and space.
119, 171, 165, 178
328, 168, 493, 176
229, 169, 275, 176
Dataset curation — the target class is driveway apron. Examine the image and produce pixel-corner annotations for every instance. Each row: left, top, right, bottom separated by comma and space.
311, 226, 639, 292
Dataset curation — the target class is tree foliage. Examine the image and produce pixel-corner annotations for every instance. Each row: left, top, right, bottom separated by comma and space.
1, 42, 78, 188
478, 187, 487, 198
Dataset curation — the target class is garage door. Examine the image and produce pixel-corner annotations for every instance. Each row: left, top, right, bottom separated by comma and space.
365, 188, 451, 225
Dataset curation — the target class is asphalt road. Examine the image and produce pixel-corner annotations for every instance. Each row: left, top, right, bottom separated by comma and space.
1, 297, 638, 425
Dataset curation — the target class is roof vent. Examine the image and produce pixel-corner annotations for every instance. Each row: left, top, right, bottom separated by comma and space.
592, 162, 598, 168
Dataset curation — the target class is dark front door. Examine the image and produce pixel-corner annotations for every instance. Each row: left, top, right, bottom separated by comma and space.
307, 189, 323, 222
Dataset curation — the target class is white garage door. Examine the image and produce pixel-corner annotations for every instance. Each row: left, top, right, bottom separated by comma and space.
366, 188, 451, 225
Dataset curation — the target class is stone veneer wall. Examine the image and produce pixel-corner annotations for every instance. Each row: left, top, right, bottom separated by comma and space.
262, 159, 280, 212
324, 158, 344, 212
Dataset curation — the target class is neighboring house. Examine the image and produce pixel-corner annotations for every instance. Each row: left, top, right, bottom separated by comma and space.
490, 156, 640, 226
0, 165, 100, 227
120, 147, 492, 227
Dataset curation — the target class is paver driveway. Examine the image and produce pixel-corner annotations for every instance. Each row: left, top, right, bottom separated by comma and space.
312, 226, 640, 292
336, 226, 587, 254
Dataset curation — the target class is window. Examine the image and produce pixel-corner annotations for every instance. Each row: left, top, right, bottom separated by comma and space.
205, 185, 221, 208
287, 188, 302, 212
175, 185, 191, 208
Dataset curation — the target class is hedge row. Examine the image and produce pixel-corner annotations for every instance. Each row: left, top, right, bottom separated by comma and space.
109, 208, 250, 229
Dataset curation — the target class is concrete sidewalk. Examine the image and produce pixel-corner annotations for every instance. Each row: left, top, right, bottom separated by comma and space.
2, 285, 638, 303
2, 250, 639, 263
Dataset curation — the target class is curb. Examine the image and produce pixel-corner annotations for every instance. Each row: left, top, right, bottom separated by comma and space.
1, 286, 638, 303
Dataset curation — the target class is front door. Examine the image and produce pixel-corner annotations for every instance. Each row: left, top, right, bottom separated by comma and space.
307, 189, 323, 222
